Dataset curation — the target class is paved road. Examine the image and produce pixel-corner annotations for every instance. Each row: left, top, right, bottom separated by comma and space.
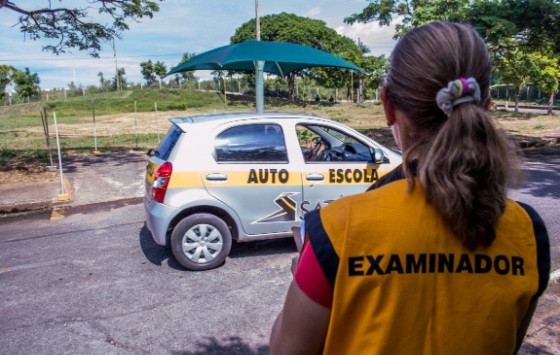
510, 155, 560, 271
0, 154, 558, 354
496, 104, 560, 115
0, 203, 293, 354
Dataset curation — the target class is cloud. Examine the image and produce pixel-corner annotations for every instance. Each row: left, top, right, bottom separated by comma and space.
1, 0, 382, 89
307, 7, 321, 17
336, 21, 399, 56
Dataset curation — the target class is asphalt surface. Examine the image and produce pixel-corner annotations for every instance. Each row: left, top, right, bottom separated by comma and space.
0, 150, 558, 353
0, 152, 146, 216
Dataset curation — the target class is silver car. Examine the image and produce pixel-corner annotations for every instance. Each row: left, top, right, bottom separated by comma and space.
144, 112, 401, 270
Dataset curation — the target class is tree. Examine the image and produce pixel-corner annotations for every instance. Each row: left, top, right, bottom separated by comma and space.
493, 50, 535, 112
468, 0, 560, 55
230, 13, 364, 100
140, 60, 156, 86
12, 67, 40, 101
344, 0, 469, 38
529, 52, 560, 114
153, 61, 167, 89
177, 52, 197, 83
1, 1, 162, 57
111, 68, 127, 91
347, 0, 560, 108
464, 0, 560, 112
97, 72, 110, 92
0, 64, 17, 100
361, 54, 389, 99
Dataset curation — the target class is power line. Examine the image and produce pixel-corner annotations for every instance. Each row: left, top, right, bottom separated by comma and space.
0, 53, 185, 62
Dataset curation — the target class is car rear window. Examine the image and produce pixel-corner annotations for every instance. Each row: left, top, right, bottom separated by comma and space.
155, 125, 182, 160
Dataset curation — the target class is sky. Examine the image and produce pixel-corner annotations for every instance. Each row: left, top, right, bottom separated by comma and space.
0, 0, 398, 90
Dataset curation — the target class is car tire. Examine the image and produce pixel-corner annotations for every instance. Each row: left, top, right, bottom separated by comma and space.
170, 213, 232, 271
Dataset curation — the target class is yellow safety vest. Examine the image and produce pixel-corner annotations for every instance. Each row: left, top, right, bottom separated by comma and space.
306, 177, 549, 355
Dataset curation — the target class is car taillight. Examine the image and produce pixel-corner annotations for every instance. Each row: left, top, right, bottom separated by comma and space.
152, 161, 173, 203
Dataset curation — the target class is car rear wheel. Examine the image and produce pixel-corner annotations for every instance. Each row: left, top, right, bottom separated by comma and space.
170, 213, 232, 271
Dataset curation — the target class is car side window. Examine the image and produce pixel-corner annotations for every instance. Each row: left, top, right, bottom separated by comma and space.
297, 124, 372, 163
215, 124, 288, 163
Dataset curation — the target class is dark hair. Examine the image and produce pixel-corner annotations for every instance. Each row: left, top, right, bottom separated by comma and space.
385, 22, 521, 249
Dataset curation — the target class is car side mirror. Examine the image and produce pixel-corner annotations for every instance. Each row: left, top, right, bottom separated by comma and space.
372, 148, 389, 164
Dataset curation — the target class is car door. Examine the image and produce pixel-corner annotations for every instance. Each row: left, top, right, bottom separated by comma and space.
202, 122, 303, 236
296, 123, 381, 218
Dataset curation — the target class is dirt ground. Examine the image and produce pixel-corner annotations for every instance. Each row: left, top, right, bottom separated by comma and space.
2, 110, 559, 184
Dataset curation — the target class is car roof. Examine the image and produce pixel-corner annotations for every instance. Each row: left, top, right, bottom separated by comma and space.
169, 112, 326, 130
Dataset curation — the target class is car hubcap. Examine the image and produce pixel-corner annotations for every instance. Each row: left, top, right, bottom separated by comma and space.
182, 224, 223, 264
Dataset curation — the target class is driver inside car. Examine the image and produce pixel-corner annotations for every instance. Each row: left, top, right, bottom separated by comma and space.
303, 137, 327, 161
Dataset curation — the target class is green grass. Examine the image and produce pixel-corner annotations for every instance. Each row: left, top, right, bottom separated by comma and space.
0, 87, 558, 173
40, 88, 233, 118
0, 148, 51, 171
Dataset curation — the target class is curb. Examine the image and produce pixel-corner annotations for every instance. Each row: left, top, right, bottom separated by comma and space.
53, 196, 144, 216
1, 196, 144, 218
0, 201, 53, 215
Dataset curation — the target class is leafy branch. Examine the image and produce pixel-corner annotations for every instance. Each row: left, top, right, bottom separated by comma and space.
1, 0, 162, 57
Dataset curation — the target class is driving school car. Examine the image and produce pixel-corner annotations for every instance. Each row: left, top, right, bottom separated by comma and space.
144, 112, 401, 270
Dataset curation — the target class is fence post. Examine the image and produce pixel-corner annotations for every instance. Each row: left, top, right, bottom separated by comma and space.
92, 100, 101, 155
155, 102, 160, 142
53, 112, 70, 201
40, 107, 56, 170
134, 101, 139, 149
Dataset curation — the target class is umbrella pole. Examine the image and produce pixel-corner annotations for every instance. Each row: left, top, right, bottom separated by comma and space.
256, 61, 264, 113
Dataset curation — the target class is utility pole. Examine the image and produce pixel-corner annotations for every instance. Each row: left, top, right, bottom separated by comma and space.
256, 0, 260, 41
255, 0, 264, 113
112, 38, 121, 91
357, 38, 364, 103
72, 52, 76, 85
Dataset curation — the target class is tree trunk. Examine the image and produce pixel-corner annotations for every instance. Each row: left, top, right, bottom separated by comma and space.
547, 92, 554, 115
359, 78, 365, 103
287, 73, 295, 100
222, 76, 227, 104
514, 86, 520, 113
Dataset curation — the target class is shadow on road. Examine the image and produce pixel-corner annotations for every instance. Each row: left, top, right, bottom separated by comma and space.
62, 150, 147, 173
139, 223, 296, 270
229, 237, 296, 259
518, 157, 560, 199
138, 224, 187, 271
172, 336, 268, 355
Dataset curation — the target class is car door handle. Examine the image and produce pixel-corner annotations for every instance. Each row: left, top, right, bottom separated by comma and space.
306, 174, 324, 181
206, 173, 228, 181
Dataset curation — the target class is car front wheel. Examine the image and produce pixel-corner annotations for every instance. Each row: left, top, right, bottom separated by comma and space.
170, 213, 232, 271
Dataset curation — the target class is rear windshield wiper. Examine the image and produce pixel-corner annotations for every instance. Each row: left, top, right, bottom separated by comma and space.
146, 148, 159, 157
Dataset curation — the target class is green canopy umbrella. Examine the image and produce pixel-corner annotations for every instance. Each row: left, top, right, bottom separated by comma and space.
166, 40, 363, 112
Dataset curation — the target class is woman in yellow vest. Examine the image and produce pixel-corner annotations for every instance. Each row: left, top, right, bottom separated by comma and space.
270, 21, 550, 354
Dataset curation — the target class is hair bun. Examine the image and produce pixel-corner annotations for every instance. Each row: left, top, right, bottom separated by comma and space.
436, 77, 481, 116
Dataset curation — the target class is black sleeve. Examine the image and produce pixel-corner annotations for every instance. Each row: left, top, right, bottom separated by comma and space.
304, 209, 339, 289
517, 202, 550, 302
367, 164, 405, 191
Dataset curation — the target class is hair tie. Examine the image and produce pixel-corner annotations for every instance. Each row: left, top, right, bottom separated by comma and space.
436, 77, 481, 116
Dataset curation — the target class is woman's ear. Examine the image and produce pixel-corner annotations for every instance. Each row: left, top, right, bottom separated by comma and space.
381, 85, 396, 126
